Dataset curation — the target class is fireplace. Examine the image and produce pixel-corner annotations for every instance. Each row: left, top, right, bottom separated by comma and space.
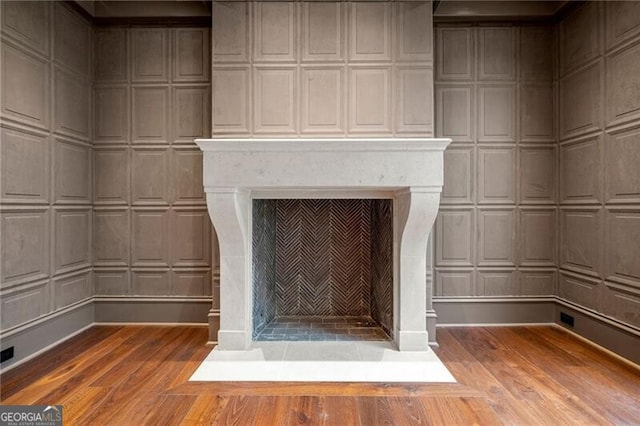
196, 137, 451, 352
252, 198, 393, 342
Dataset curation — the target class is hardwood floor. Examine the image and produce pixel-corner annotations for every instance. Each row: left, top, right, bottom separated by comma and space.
1, 325, 639, 425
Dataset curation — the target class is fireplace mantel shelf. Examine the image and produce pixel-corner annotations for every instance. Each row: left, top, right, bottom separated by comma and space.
196, 137, 451, 352
196, 138, 451, 193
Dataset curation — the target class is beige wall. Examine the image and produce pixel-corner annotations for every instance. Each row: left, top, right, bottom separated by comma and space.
557, 2, 640, 329
93, 25, 213, 298
1, 2, 93, 332
433, 24, 558, 298
211, 1, 433, 137
1, 2, 214, 336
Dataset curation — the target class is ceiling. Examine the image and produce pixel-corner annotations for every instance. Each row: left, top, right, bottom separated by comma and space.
75, 0, 573, 22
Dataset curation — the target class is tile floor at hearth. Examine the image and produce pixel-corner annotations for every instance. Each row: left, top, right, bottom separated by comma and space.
254, 316, 391, 342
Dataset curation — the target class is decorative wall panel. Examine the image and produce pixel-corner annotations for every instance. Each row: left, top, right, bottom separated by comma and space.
520, 84, 554, 142
254, 2, 295, 62
301, 67, 343, 134
212, 1, 432, 138
396, 1, 432, 62
396, 67, 433, 133
435, 209, 475, 267
174, 28, 210, 82
560, 208, 602, 278
559, 1, 600, 76
171, 209, 211, 267
435, 23, 554, 298
558, 272, 601, 311
520, 208, 556, 267
174, 86, 210, 142
94, 148, 129, 205
442, 146, 474, 204
606, 209, 640, 287
132, 87, 169, 143
0, 281, 49, 330
54, 208, 91, 274
435, 85, 474, 142
172, 148, 205, 205
132, 209, 170, 267
349, 67, 390, 132
478, 147, 516, 204
477, 270, 517, 296
477, 208, 515, 267
94, 86, 128, 143
132, 270, 170, 296
435, 270, 474, 297
95, 29, 127, 82
606, 42, 640, 127
478, 27, 515, 81
1, 1, 49, 56
94, 269, 129, 296
212, 67, 249, 134
1, 43, 49, 129
520, 146, 556, 204
605, 128, 640, 204
560, 62, 602, 139
212, 2, 248, 62
254, 67, 296, 134
520, 27, 553, 81
436, 27, 473, 81
349, 2, 390, 62
605, 1, 640, 50
94, 209, 129, 267
520, 269, 556, 296
54, 67, 90, 139
1, 211, 49, 286
556, 2, 640, 330
560, 136, 602, 204
1, 128, 49, 204
131, 148, 169, 205
93, 25, 213, 302
54, 139, 91, 204
302, 2, 343, 62
0, 3, 93, 333
477, 85, 516, 142
132, 29, 168, 82
53, 271, 91, 309
53, 3, 90, 75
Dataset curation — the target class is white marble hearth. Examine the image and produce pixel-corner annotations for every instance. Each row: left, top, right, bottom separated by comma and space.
190, 341, 456, 383
195, 138, 451, 353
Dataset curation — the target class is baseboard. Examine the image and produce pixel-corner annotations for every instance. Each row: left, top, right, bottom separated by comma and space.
433, 296, 640, 366
554, 301, 640, 365
0, 301, 94, 373
93, 297, 211, 323
433, 297, 556, 326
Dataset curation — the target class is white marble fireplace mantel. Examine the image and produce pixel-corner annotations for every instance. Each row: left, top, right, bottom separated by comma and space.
195, 138, 451, 352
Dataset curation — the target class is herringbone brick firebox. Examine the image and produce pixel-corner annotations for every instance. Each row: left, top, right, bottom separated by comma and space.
252, 199, 393, 341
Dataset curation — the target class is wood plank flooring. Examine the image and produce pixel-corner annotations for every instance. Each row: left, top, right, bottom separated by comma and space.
1, 325, 639, 425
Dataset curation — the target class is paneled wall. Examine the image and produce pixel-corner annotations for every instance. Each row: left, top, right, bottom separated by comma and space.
212, 1, 433, 137
433, 24, 558, 297
557, 2, 640, 328
1, 2, 93, 332
93, 26, 213, 298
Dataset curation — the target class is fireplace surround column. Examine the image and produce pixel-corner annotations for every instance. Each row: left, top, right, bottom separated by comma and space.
394, 189, 441, 351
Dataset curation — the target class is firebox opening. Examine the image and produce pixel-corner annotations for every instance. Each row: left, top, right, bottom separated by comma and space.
252, 199, 393, 342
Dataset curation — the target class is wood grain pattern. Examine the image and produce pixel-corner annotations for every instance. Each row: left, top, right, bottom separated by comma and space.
1, 325, 639, 425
